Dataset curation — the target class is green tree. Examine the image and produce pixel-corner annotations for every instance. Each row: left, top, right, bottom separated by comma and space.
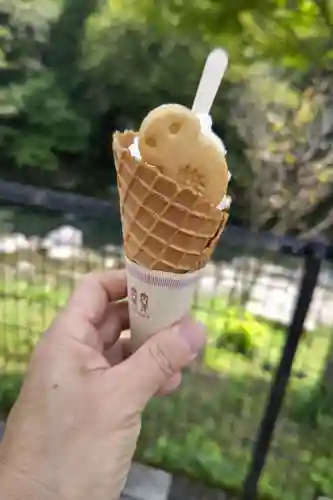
230, 68, 333, 234
1, 0, 333, 217
114, 0, 333, 76
0, 0, 98, 182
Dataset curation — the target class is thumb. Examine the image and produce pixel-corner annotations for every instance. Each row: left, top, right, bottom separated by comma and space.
122, 316, 207, 408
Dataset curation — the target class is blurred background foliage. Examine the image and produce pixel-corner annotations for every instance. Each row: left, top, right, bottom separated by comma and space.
1, 4, 333, 497
1, 0, 333, 235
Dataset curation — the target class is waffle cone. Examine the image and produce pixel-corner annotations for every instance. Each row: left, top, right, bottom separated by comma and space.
113, 131, 229, 274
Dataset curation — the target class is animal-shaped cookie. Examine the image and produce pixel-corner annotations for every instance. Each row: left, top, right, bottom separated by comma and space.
138, 104, 229, 207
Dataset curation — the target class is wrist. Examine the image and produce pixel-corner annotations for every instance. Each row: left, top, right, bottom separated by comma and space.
0, 454, 59, 500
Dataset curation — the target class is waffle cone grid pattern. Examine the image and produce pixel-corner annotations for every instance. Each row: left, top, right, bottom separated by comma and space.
113, 131, 229, 273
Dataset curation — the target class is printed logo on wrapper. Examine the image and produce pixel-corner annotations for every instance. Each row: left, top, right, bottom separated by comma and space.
130, 285, 149, 318
139, 292, 149, 317
125, 258, 203, 351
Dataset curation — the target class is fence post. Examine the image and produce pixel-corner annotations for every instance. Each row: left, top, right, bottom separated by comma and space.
241, 245, 324, 500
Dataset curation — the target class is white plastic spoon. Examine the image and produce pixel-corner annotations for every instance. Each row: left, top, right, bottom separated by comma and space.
192, 48, 229, 115
192, 48, 229, 156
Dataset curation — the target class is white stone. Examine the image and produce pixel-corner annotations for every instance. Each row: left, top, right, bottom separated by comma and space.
42, 225, 83, 249
0, 233, 30, 253
47, 246, 82, 261
122, 463, 172, 500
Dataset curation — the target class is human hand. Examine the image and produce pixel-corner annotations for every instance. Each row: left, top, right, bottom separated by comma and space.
0, 270, 206, 500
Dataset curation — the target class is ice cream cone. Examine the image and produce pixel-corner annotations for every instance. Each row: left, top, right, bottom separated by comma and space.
113, 131, 228, 274
112, 130, 229, 350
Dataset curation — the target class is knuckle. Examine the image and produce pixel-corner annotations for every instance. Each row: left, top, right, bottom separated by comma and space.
73, 272, 102, 299
80, 271, 98, 286
148, 342, 176, 379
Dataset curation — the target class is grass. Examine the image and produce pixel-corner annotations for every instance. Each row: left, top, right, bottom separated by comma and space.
1, 275, 333, 500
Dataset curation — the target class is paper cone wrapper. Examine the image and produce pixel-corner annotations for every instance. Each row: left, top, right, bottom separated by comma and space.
126, 258, 203, 351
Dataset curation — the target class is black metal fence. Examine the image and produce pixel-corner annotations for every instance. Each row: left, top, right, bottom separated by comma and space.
1, 180, 333, 500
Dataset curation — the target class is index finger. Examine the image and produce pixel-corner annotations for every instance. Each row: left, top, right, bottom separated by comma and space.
66, 269, 127, 325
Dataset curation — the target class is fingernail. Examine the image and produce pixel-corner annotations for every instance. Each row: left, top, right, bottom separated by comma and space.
178, 316, 207, 356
